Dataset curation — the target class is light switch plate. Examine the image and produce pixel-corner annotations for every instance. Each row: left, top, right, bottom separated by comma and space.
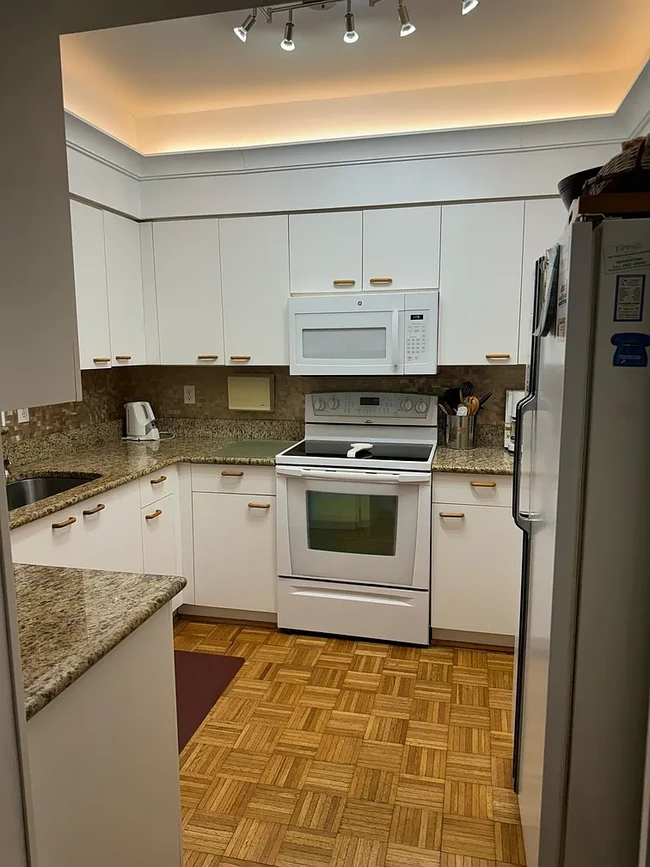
183, 386, 196, 405
17, 408, 29, 423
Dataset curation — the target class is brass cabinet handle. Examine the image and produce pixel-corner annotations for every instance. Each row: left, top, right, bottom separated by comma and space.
82, 503, 105, 516
93, 357, 111, 363
115, 355, 132, 361
145, 509, 163, 520
470, 481, 497, 488
369, 278, 393, 285
221, 471, 244, 477
485, 353, 511, 360
230, 355, 251, 361
52, 516, 76, 529
439, 512, 465, 519
197, 354, 219, 360
150, 476, 167, 485
333, 279, 356, 286
248, 502, 271, 510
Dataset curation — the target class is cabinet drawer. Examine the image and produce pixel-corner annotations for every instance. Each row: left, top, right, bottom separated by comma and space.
191, 464, 275, 496
140, 465, 179, 507
433, 473, 512, 507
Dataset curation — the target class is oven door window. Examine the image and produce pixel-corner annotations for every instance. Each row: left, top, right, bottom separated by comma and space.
307, 491, 397, 556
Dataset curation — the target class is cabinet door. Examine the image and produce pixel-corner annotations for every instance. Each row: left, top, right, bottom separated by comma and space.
363, 206, 441, 291
289, 211, 362, 294
142, 494, 182, 611
153, 219, 224, 366
432, 503, 521, 637
76, 483, 144, 573
221, 215, 290, 366
193, 492, 276, 613
103, 211, 146, 366
438, 201, 524, 365
70, 201, 112, 371
519, 198, 567, 364
11, 511, 81, 569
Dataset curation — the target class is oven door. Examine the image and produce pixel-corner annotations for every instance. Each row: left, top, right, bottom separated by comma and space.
276, 466, 431, 589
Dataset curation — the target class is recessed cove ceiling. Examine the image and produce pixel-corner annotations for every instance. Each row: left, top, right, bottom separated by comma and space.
59, 0, 650, 154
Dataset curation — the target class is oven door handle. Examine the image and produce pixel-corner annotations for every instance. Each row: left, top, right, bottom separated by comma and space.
275, 467, 430, 485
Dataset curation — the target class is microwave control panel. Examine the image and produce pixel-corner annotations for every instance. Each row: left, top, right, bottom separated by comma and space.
406, 311, 430, 364
307, 392, 437, 424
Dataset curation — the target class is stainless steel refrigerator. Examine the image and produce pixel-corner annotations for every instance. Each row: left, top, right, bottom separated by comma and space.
513, 216, 650, 867
0, 437, 33, 865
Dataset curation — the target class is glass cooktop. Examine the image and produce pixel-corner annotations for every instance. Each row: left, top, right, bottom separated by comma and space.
280, 440, 434, 462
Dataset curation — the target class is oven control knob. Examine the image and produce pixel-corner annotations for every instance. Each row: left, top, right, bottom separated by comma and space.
416, 400, 428, 414
327, 398, 340, 410
400, 399, 414, 412
313, 398, 326, 411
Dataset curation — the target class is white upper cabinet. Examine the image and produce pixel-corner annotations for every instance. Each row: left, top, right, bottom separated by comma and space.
363, 206, 441, 291
221, 215, 290, 366
70, 201, 112, 371
152, 219, 224, 365
103, 212, 146, 366
438, 201, 525, 366
289, 211, 362, 294
519, 198, 568, 364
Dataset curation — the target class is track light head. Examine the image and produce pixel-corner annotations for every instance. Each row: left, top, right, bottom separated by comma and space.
398, 3, 416, 36
344, 1, 359, 43
281, 17, 296, 51
462, 0, 479, 14
233, 10, 257, 42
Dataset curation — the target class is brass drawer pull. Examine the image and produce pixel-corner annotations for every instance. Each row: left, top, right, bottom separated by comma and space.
197, 354, 219, 360
439, 512, 465, 519
150, 476, 167, 485
369, 277, 393, 285
333, 279, 356, 287
93, 357, 111, 363
115, 355, 132, 361
82, 503, 105, 516
221, 471, 244, 477
248, 502, 271, 510
485, 353, 511, 360
145, 509, 163, 520
470, 481, 497, 488
52, 516, 76, 529
230, 355, 251, 361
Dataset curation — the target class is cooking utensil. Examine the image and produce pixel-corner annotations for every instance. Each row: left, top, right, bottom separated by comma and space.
443, 388, 461, 412
464, 396, 480, 416
459, 381, 474, 401
478, 391, 493, 408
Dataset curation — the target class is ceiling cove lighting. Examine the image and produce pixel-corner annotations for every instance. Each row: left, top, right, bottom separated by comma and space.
462, 0, 479, 14
233, 10, 257, 42
281, 11, 296, 50
397, 2, 416, 36
344, 0, 360, 43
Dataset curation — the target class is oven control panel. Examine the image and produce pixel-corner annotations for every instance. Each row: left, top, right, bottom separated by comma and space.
307, 393, 437, 424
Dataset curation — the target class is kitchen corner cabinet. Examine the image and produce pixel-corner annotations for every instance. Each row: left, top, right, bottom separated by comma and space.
152, 219, 224, 365
438, 201, 525, 366
70, 201, 112, 371
519, 198, 567, 365
103, 211, 147, 366
220, 215, 290, 366
290, 211, 362, 294
363, 206, 441, 291
432, 474, 521, 639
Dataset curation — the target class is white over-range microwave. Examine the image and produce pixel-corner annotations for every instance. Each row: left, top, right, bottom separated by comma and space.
288, 291, 439, 376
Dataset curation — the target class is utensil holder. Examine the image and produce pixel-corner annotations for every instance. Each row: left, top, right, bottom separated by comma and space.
444, 415, 476, 450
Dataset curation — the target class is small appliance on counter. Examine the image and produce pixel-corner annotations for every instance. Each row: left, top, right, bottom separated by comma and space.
504, 390, 525, 452
124, 401, 160, 442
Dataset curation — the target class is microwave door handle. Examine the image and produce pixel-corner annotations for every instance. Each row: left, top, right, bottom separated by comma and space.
392, 310, 400, 367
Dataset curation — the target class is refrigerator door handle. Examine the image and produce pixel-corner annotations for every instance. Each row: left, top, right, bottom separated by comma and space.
513, 391, 537, 533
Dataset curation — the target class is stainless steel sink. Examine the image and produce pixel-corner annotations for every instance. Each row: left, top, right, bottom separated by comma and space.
5, 475, 101, 511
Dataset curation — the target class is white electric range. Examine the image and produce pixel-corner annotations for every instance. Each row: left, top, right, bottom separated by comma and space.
275, 392, 437, 645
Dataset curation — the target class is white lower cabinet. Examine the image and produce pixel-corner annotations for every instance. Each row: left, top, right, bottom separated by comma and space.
193, 491, 277, 613
142, 493, 183, 610
432, 477, 522, 638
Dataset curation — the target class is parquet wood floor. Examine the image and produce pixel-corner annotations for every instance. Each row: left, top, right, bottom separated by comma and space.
175, 619, 526, 867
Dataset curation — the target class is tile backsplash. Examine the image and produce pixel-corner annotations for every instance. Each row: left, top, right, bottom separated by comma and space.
2, 364, 526, 447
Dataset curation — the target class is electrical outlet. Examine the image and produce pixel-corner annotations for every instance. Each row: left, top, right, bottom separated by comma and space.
183, 385, 196, 405
0, 411, 5, 427
17, 408, 30, 423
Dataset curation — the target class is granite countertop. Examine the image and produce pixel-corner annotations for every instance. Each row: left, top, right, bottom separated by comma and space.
14, 563, 186, 720
433, 445, 514, 476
